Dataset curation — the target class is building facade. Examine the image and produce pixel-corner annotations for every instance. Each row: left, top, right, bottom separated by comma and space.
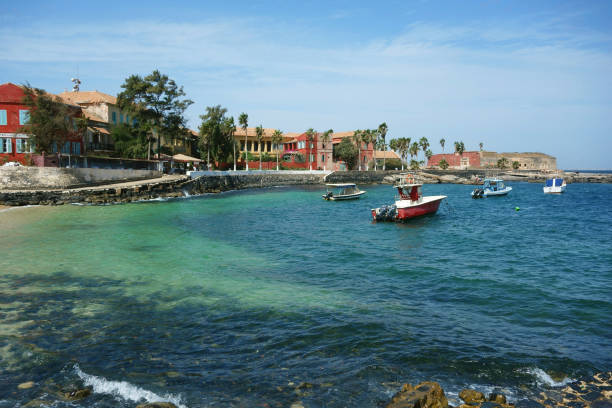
427, 151, 556, 170
0, 83, 83, 166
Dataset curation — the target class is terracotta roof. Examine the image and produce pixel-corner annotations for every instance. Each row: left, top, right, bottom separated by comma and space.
332, 131, 356, 139
82, 110, 106, 122
58, 90, 117, 105
234, 127, 283, 138
374, 150, 400, 159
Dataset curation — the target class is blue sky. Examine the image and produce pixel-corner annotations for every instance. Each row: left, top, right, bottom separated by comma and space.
2, 0, 611, 169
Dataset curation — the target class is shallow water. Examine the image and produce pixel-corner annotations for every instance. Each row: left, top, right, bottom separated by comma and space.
1, 182, 611, 407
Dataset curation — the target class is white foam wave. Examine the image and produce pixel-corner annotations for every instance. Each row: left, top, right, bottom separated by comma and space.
74, 364, 187, 408
524, 367, 575, 387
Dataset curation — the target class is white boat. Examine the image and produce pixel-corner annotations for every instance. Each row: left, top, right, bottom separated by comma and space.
543, 177, 566, 194
322, 183, 366, 201
472, 178, 512, 197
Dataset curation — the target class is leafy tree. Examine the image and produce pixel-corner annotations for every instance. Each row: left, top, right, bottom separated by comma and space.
479, 142, 484, 151
378, 122, 388, 170
224, 116, 237, 171
410, 159, 422, 170
272, 129, 284, 170
320, 129, 333, 171
512, 160, 520, 170
255, 125, 264, 170
117, 70, 193, 165
111, 122, 151, 159
454, 141, 465, 156
19, 84, 81, 154
334, 137, 358, 170
439, 158, 449, 169
238, 113, 249, 170
497, 157, 509, 169
352, 129, 363, 171
199, 105, 233, 170
440, 138, 445, 153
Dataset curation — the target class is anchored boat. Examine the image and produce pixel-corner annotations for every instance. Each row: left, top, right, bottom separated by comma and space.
543, 177, 566, 194
472, 178, 512, 198
372, 174, 446, 222
322, 183, 366, 201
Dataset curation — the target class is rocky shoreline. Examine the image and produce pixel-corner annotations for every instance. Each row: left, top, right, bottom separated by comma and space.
15, 371, 611, 407
1, 170, 610, 207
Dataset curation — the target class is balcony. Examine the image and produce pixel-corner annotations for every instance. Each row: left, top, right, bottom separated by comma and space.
87, 143, 114, 152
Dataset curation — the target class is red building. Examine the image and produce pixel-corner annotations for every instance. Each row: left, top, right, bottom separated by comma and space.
427, 151, 481, 169
0, 83, 84, 166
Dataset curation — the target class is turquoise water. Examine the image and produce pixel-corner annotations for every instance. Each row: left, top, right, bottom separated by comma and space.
1, 182, 611, 407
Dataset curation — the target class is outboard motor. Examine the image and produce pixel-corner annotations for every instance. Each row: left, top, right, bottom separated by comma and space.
324, 192, 333, 200
472, 188, 484, 199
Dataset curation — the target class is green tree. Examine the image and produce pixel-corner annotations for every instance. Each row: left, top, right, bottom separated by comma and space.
362, 129, 376, 170
419, 137, 429, 162
305, 128, 316, 171
320, 129, 333, 171
255, 125, 264, 170
224, 116, 237, 171
440, 138, 445, 153
409, 141, 420, 161
271, 129, 284, 170
110, 122, 151, 159
479, 142, 484, 151
199, 105, 232, 170
512, 160, 520, 170
454, 141, 465, 156
19, 85, 80, 155
352, 129, 363, 171
398, 137, 411, 170
410, 159, 422, 170
238, 113, 249, 170
117, 70, 193, 166
334, 137, 358, 170
439, 158, 449, 169
497, 157, 509, 169
378, 122, 388, 170
425, 149, 433, 164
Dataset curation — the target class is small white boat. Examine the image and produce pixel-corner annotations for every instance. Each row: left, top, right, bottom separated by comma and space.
543, 177, 566, 194
472, 178, 512, 197
322, 183, 366, 201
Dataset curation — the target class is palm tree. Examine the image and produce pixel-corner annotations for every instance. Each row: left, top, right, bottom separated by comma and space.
399, 137, 410, 170
419, 137, 429, 162
425, 149, 433, 166
454, 141, 465, 156
272, 129, 283, 171
378, 122, 388, 170
409, 141, 419, 161
352, 129, 363, 171
238, 113, 248, 170
362, 129, 376, 170
255, 125, 264, 170
479, 142, 484, 151
225, 117, 237, 171
305, 128, 316, 171
320, 129, 333, 171
440, 138, 445, 153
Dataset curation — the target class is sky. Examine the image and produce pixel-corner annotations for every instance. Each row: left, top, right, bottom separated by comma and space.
1, 0, 611, 169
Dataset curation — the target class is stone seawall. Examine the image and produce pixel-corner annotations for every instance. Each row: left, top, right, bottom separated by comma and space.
0, 167, 162, 190
0, 172, 326, 206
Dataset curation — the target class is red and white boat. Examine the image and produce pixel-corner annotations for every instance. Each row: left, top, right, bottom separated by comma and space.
371, 175, 447, 222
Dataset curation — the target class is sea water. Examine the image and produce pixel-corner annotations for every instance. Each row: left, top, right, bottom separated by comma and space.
1, 182, 610, 407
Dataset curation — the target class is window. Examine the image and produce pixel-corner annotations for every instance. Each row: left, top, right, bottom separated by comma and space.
72, 142, 81, 155
321, 154, 325, 162
52, 142, 58, 153
19, 110, 30, 125
310, 154, 314, 163
126, 115, 130, 123
120, 113, 124, 123
0, 138, 11, 153
16, 138, 32, 153
62, 142, 70, 154
112, 112, 117, 124
310, 142, 314, 149
0, 110, 7, 126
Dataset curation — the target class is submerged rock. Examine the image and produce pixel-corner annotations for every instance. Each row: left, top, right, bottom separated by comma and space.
459, 389, 486, 403
18, 381, 35, 389
135, 403, 178, 408
62, 387, 91, 400
385, 381, 448, 408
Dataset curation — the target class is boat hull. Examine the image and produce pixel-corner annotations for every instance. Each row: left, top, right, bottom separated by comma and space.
543, 186, 566, 194
396, 196, 445, 220
482, 187, 512, 196
322, 191, 366, 200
